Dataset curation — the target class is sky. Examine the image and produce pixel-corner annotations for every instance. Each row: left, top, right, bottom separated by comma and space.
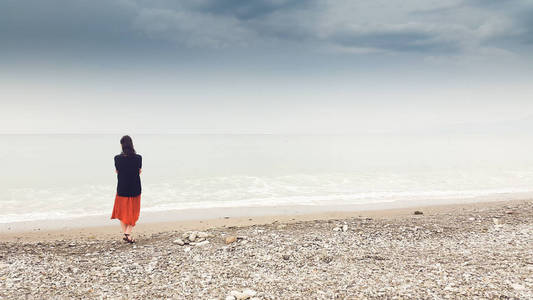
1, 0, 533, 134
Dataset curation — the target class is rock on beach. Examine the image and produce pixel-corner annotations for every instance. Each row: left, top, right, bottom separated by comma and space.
225, 236, 237, 244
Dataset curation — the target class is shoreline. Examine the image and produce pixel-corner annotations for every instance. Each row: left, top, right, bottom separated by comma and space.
0, 197, 530, 242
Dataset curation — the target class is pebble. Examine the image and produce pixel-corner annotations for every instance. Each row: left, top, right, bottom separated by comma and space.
193, 240, 210, 247
242, 289, 257, 298
0, 201, 531, 299
225, 236, 237, 244
511, 283, 525, 290
229, 290, 245, 299
173, 239, 185, 246
197, 232, 209, 238
229, 289, 256, 300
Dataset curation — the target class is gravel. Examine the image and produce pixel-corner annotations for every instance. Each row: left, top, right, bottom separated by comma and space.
0, 200, 532, 299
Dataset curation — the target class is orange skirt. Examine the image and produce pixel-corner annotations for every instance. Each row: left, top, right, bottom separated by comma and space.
111, 194, 141, 226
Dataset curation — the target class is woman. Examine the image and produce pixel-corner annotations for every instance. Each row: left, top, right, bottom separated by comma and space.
111, 135, 142, 243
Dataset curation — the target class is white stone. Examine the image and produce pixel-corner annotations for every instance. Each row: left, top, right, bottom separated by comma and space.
342, 225, 348, 232
333, 227, 341, 232
197, 231, 209, 238
173, 239, 185, 246
194, 240, 210, 247
511, 283, 525, 290
229, 291, 246, 299
189, 232, 198, 242
242, 289, 257, 297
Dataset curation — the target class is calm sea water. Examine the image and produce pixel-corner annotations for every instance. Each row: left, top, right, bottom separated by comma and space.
1, 134, 533, 223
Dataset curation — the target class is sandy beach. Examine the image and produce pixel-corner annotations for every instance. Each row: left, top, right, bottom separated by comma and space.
4, 0, 533, 298
0, 199, 531, 299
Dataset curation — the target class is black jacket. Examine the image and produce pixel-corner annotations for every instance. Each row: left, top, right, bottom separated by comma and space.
115, 154, 142, 197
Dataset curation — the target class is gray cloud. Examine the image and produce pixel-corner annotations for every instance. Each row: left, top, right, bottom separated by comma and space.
132, 7, 253, 48
128, 0, 316, 48
0, 1, 137, 43
514, 5, 533, 44
331, 30, 459, 53
0, 0, 532, 59
129, 0, 533, 55
186, 0, 311, 20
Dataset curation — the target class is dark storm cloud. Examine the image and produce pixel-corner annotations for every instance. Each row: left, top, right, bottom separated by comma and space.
1, 0, 532, 58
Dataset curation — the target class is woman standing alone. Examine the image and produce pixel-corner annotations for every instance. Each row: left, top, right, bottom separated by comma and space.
111, 135, 142, 243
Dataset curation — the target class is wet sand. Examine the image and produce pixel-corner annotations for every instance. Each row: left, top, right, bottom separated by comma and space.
0, 198, 530, 242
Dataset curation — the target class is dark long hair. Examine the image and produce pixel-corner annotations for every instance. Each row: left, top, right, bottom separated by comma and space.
120, 135, 136, 156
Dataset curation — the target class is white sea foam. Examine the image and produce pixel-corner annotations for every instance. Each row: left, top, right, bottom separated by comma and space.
1, 134, 533, 223
1, 174, 533, 223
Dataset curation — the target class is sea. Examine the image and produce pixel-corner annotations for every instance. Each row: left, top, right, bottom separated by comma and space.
1, 133, 533, 224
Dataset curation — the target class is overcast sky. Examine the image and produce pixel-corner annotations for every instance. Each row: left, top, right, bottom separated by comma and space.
1, 0, 532, 134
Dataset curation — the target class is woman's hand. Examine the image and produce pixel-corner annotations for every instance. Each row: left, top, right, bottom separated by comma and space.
139, 169, 142, 174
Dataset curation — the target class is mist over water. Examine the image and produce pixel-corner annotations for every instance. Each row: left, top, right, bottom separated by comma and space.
1, 133, 533, 223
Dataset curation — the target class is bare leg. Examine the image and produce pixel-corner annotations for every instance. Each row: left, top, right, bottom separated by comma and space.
124, 225, 135, 242
120, 221, 127, 234
125, 225, 133, 235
